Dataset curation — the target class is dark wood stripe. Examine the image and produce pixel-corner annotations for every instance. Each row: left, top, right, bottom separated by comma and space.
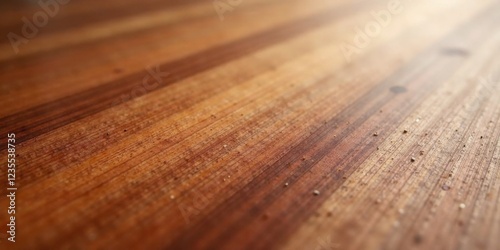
0, 0, 276, 66
0, 0, 367, 145
166, 4, 499, 248
0, 0, 199, 38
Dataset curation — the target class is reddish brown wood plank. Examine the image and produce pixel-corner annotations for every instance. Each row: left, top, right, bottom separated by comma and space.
0, 0, 498, 249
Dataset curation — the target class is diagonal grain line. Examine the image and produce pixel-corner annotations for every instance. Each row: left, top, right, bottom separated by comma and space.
0, 0, 198, 39
166, 4, 500, 248
0, 0, 368, 145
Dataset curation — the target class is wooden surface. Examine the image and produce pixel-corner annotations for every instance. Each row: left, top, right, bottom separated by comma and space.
0, 0, 499, 249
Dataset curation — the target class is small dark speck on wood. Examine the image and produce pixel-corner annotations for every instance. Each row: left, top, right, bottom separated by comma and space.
411, 157, 416, 162
390, 86, 407, 94
262, 213, 269, 220
373, 132, 379, 136
441, 47, 469, 57
414, 234, 423, 245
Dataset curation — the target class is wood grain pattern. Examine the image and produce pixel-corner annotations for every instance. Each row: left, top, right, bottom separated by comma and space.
0, 0, 499, 249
